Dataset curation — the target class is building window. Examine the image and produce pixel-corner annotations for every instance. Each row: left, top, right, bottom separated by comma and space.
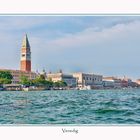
22, 54, 25, 57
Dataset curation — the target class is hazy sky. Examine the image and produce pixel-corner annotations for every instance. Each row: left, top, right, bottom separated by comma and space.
0, 16, 140, 79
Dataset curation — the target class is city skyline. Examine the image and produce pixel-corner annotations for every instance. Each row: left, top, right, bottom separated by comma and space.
0, 16, 140, 79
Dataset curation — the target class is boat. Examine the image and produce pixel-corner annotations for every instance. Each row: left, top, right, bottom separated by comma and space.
79, 85, 91, 90
22, 86, 47, 91
22, 87, 29, 91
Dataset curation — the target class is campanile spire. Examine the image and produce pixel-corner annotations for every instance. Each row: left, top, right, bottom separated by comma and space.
20, 34, 31, 72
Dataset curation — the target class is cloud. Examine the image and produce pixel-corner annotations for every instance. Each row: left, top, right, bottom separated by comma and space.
29, 18, 140, 78
0, 16, 64, 31
37, 19, 140, 50
1, 16, 140, 78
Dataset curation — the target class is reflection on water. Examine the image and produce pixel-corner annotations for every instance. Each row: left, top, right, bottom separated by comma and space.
0, 89, 140, 124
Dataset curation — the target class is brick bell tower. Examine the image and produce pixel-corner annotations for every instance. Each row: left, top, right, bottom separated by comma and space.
20, 34, 31, 72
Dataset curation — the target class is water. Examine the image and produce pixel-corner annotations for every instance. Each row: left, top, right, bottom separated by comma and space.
0, 89, 140, 124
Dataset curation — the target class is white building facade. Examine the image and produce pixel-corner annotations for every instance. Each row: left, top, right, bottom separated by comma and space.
47, 72, 77, 87
73, 72, 103, 89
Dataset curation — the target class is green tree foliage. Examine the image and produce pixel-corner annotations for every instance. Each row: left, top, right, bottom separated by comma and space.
0, 71, 13, 84
33, 76, 46, 86
45, 80, 53, 87
32, 74, 53, 87
20, 75, 31, 86
0, 71, 13, 79
59, 81, 67, 87
53, 81, 67, 88
39, 74, 46, 80
0, 78, 12, 84
20, 74, 67, 89
53, 81, 60, 87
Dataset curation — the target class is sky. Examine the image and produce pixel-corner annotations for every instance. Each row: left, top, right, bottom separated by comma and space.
0, 16, 140, 79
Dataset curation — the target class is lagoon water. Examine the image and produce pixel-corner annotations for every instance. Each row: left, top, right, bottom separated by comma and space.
0, 89, 140, 124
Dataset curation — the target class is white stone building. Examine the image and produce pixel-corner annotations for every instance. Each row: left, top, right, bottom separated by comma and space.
72, 72, 103, 88
103, 77, 122, 88
47, 72, 77, 87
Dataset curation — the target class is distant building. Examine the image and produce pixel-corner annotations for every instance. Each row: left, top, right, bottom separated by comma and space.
0, 34, 37, 84
136, 79, 140, 85
103, 76, 133, 88
39, 69, 47, 78
135, 79, 140, 87
102, 79, 114, 88
103, 77, 122, 88
0, 69, 36, 84
47, 72, 77, 87
121, 77, 132, 87
73, 72, 103, 88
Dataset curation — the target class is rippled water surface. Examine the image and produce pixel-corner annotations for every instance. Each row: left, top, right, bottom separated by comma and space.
0, 89, 140, 124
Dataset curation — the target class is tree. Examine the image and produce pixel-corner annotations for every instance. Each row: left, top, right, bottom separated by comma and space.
59, 81, 67, 87
32, 75, 47, 86
0, 71, 13, 79
0, 71, 13, 84
0, 78, 12, 84
45, 80, 53, 87
20, 75, 31, 86
39, 74, 46, 80
53, 81, 67, 88
53, 81, 60, 88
